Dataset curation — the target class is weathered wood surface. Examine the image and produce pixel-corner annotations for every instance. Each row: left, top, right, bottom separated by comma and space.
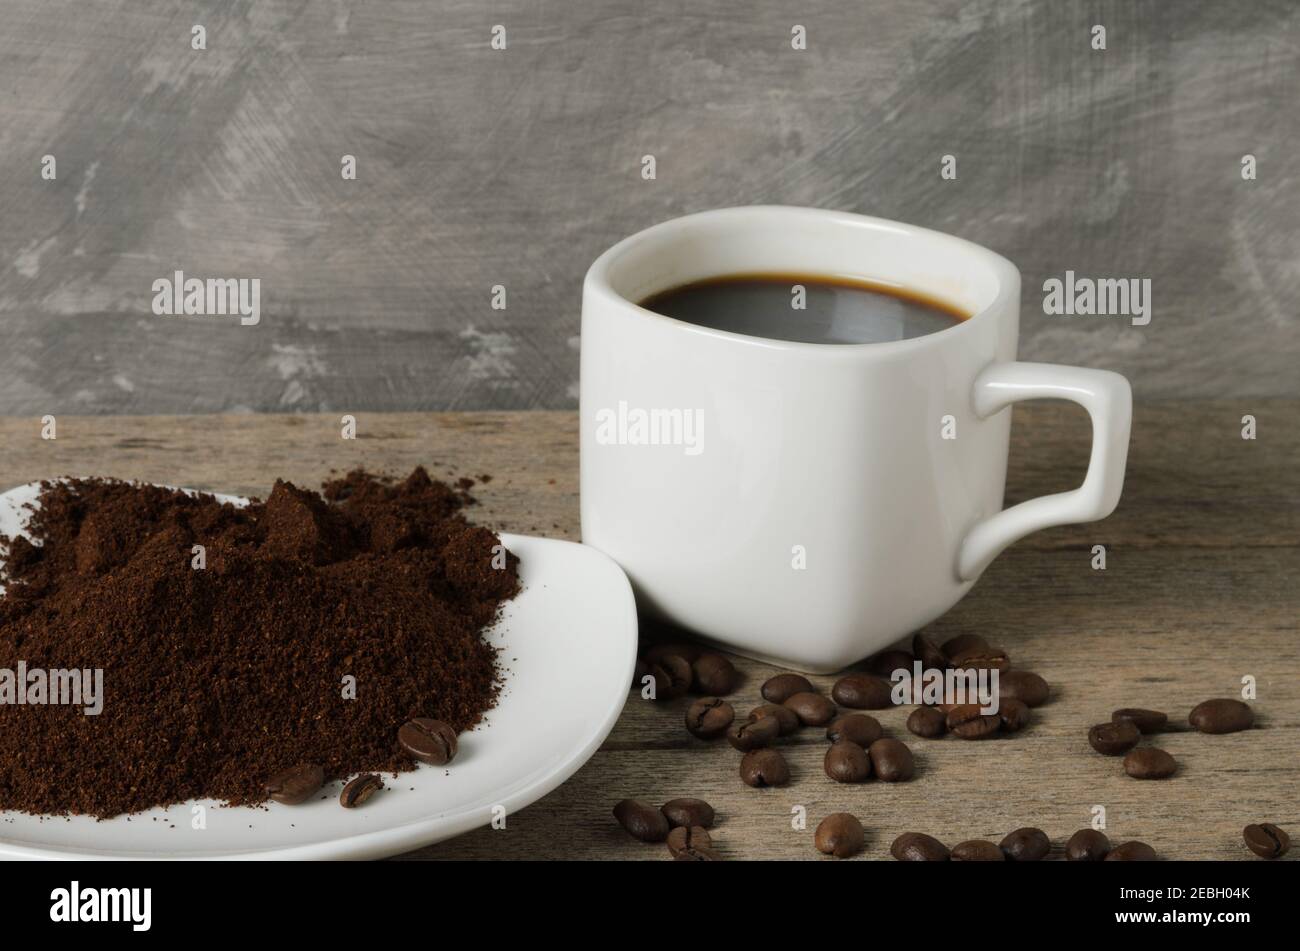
0, 403, 1296, 859
1, 1, 1298, 415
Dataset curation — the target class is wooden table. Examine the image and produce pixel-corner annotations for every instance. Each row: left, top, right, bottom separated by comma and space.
1, 403, 1296, 860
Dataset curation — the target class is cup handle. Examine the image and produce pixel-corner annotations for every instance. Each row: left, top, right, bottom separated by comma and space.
956, 361, 1133, 581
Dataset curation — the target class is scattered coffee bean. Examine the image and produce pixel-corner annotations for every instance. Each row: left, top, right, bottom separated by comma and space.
1065, 828, 1111, 861
666, 825, 712, 858
830, 673, 892, 710
868, 737, 915, 782
740, 748, 790, 788
761, 673, 813, 703
265, 763, 325, 805
648, 655, 693, 701
1189, 698, 1254, 734
948, 645, 1010, 672
1243, 823, 1290, 859
661, 798, 715, 829
1111, 708, 1167, 734
692, 653, 737, 695
1124, 747, 1177, 779
784, 691, 837, 726
947, 704, 1001, 739
951, 839, 1005, 861
941, 633, 988, 660
998, 698, 1031, 733
339, 773, 383, 809
673, 846, 723, 861
614, 799, 670, 842
398, 717, 459, 765
1000, 827, 1051, 862
815, 813, 865, 858
907, 705, 948, 738
866, 649, 914, 677
685, 697, 734, 739
826, 713, 883, 747
1105, 841, 1157, 861
824, 740, 872, 783
643, 642, 701, 666
749, 703, 800, 736
1087, 719, 1140, 755
912, 632, 948, 670
1000, 670, 1050, 707
891, 832, 949, 861
727, 714, 780, 751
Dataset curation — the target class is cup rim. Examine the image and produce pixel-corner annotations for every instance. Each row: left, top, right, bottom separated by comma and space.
584, 205, 1020, 354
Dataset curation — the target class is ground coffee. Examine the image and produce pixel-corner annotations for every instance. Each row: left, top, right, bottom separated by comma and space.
0, 467, 518, 817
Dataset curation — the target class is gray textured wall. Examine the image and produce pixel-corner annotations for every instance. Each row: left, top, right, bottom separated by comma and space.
1, 0, 1296, 414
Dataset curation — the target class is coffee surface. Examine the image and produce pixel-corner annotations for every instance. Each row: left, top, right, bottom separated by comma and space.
639, 273, 967, 344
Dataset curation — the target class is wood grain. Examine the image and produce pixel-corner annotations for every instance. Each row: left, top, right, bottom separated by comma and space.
1, 1, 1298, 414
0, 404, 1295, 859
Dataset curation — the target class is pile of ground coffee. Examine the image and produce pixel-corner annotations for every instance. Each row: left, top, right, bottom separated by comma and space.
0, 467, 518, 817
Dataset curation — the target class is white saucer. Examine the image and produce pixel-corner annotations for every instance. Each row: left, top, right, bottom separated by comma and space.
0, 482, 637, 859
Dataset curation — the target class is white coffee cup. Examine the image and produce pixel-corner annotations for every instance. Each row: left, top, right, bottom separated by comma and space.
580, 206, 1131, 672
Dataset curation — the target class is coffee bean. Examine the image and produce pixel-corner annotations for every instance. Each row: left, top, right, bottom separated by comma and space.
826, 713, 883, 747
1105, 841, 1157, 861
1112, 707, 1167, 733
685, 697, 734, 739
1189, 698, 1254, 734
740, 748, 790, 788
339, 773, 383, 808
907, 706, 948, 738
824, 740, 872, 783
726, 714, 779, 751
867, 649, 914, 677
614, 799, 670, 842
1124, 747, 1176, 779
666, 824, 712, 858
1000, 670, 1050, 707
648, 654, 693, 701
941, 633, 988, 660
692, 653, 737, 695
783, 691, 837, 726
661, 798, 715, 829
830, 673, 892, 710
643, 642, 701, 666
912, 632, 948, 671
815, 813, 865, 858
891, 832, 949, 861
265, 763, 325, 805
1243, 823, 1290, 859
749, 703, 800, 736
761, 673, 813, 703
949, 646, 1010, 672
1065, 828, 1111, 861
633, 658, 649, 688
673, 846, 723, 861
398, 717, 458, 765
1000, 827, 1051, 862
951, 839, 1005, 861
947, 704, 1001, 739
998, 698, 1031, 733
868, 737, 915, 782
1087, 719, 1140, 755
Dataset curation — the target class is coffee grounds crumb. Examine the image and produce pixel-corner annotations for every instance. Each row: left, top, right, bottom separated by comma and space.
0, 467, 518, 817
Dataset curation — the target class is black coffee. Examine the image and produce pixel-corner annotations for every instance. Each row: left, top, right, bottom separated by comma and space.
639, 273, 967, 344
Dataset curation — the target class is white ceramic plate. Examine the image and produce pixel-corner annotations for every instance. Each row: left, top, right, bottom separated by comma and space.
0, 482, 637, 859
